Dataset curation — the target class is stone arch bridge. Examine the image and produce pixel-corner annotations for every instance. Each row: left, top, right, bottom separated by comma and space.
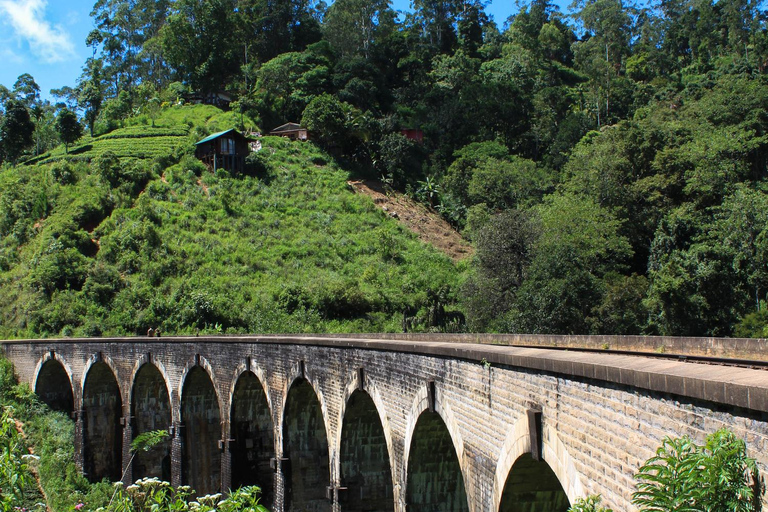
3, 334, 768, 512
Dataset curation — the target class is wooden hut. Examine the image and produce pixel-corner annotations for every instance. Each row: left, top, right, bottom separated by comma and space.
194, 129, 253, 173
270, 122, 308, 141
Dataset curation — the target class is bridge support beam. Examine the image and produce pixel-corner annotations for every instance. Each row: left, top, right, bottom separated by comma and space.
121, 416, 133, 485
74, 408, 85, 474
171, 423, 182, 489
220, 436, 232, 493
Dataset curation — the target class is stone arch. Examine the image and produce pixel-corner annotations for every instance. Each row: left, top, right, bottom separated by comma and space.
338, 387, 395, 512
498, 453, 570, 512
82, 358, 123, 483
541, 423, 585, 502
281, 373, 331, 512
81, 352, 123, 403
333, 370, 396, 507
277, 361, 332, 440
275, 360, 333, 460
229, 365, 274, 506
33, 353, 74, 414
492, 416, 584, 511
129, 354, 174, 411
227, 360, 273, 421
130, 362, 172, 482
180, 359, 221, 496
177, 354, 221, 422
402, 382, 469, 512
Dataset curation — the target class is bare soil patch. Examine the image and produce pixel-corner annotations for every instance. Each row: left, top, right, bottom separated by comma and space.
348, 179, 473, 262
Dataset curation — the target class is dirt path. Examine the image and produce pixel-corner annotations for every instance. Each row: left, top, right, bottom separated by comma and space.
348, 180, 473, 262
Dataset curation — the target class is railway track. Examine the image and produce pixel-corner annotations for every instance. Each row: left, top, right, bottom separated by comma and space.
510, 343, 768, 371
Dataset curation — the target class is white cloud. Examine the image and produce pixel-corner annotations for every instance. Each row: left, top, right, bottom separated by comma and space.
0, 0, 76, 63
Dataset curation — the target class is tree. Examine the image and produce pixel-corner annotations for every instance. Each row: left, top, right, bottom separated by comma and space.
9, 74, 50, 156
466, 156, 551, 211
50, 86, 78, 110
12, 73, 40, 108
160, 0, 241, 98
254, 44, 332, 129
235, 0, 322, 65
56, 108, 83, 154
30, 102, 57, 156
90, 0, 172, 94
645, 205, 745, 337
509, 193, 633, 334
301, 93, 348, 148
712, 185, 768, 313
0, 100, 34, 164
323, 0, 395, 58
462, 209, 541, 331
77, 59, 105, 137
409, 0, 463, 54
375, 132, 425, 188
571, 0, 634, 126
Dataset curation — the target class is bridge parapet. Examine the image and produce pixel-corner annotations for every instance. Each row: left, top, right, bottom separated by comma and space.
311, 332, 768, 362
3, 335, 768, 512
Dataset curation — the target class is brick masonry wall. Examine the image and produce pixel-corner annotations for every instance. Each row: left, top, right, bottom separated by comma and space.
3, 336, 768, 512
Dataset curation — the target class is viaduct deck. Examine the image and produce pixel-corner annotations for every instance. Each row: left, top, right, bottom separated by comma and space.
2, 334, 767, 512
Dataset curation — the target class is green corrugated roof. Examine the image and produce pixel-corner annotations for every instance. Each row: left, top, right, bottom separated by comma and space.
195, 129, 236, 145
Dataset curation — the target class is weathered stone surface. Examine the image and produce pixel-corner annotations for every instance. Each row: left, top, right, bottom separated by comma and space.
5, 335, 768, 512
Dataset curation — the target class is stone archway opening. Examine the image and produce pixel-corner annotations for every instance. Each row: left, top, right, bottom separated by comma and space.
499, 453, 570, 512
406, 411, 468, 512
339, 390, 394, 512
131, 364, 172, 482
83, 361, 122, 483
35, 359, 73, 414
230, 371, 274, 505
282, 378, 330, 512
181, 366, 221, 496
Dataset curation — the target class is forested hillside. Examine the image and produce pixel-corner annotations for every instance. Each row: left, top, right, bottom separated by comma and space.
0, 105, 462, 338
1, 0, 768, 337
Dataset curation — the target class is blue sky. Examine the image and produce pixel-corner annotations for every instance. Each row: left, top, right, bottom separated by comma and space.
0, 0, 532, 103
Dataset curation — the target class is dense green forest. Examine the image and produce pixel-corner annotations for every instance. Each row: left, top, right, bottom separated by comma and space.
1, 0, 768, 337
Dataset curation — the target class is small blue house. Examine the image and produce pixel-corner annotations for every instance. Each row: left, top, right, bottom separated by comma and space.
194, 129, 253, 173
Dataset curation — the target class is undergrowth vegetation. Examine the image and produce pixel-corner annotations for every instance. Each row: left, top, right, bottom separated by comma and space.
0, 104, 463, 338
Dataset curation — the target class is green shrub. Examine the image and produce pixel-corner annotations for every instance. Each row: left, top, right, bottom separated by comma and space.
568, 495, 613, 512
633, 429, 760, 512
94, 151, 122, 187
109, 480, 268, 512
178, 154, 207, 177
83, 263, 124, 306
28, 246, 90, 296
245, 151, 273, 177
0, 406, 34, 512
50, 162, 77, 185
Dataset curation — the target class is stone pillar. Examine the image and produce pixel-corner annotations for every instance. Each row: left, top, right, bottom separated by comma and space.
275, 458, 285, 512
121, 415, 133, 485
220, 441, 231, 493
220, 417, 231, 494
74, 408, 85, 474
329, 484, 343, 512
171, 422, 183, 488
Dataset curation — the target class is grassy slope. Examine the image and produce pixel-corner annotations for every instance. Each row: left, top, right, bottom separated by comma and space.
0, 105, 464, 338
